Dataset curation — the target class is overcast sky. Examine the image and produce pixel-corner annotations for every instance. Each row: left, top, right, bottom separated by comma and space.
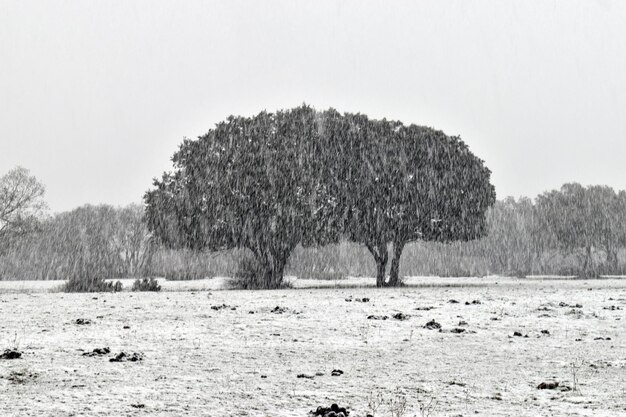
1, 1, 625, 213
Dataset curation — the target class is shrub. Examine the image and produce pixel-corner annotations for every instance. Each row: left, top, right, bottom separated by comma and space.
131, 277, 161, 292
64, 277, 122, 293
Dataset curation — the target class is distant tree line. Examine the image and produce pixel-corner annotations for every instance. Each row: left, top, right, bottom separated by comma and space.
287, 187, 626, 279
0, 200, 242, 282
2, 186, 625, 284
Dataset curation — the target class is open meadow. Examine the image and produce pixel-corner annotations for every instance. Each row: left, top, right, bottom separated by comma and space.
1, 277, 625, 417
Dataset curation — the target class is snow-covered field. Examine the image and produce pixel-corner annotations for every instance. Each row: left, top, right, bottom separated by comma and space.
1, 277, 625, 416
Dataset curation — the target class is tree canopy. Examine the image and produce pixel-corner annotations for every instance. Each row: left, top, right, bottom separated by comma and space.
145, 105, 496, 288
145, 106, 342, 288
321, 112, 495, 286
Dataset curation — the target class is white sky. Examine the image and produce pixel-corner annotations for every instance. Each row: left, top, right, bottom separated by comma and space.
1, 0, 625, 212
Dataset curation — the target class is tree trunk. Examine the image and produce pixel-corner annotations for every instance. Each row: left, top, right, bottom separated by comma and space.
387, 241, 406, 287
269, 254, 286, 289
256, 250, 287, 289
606, 247, 618, 273
366, 242, 388, 287
581, 245, 594, 278
246, 241, 293, 290
375, 259, 387, 288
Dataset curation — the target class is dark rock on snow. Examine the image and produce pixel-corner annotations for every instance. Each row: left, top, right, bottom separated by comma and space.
82, 347, 111, 357
392, 312, 409, 321
537, 381, 559, 390
424, 320, 441, 330
109, 352, 143, 362
1, 349, 22, 360
310, 403, 349, 417
210, 304, 235, 311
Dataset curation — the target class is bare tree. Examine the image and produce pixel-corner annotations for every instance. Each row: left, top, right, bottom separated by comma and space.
0, 166, 47, 249
115, 203, 154, 277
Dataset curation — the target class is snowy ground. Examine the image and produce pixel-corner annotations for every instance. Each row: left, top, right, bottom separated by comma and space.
1, 277, 625, 416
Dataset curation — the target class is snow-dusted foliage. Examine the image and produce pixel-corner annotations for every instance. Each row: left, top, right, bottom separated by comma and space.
319, 110, 495, 286
146, 106, 342, 289
145, 105, 495, 288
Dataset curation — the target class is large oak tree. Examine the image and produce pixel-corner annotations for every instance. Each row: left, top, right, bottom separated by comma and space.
322, 113, 496, 286
145, 106, 341, 288
146, 106, 495, 288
